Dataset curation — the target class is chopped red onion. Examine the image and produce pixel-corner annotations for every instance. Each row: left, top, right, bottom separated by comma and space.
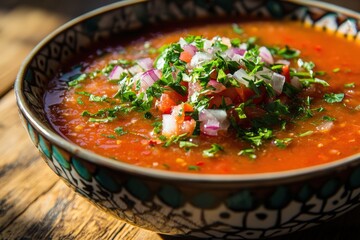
208, 80, 226, 93
137, 58, 153, 71
109, 66, 125, 80
183, 44, 197, 56
225, 48, 246, 62
199, 109, 229, 136
259, 46, 274, 65
140, 69, 161, 91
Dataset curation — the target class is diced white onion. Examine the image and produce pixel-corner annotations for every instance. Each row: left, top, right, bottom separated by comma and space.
162, 114, 177, 137
233, 69, 252, 87
190, 52, 213, 68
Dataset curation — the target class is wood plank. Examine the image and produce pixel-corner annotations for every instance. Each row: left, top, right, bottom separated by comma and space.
0, 90, 160, 239
0, 90, 58, 231
0, 6, 66, 96
0, 172, 161, 239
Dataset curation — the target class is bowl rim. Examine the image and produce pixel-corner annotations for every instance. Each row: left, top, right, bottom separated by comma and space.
15, 0, 360, 184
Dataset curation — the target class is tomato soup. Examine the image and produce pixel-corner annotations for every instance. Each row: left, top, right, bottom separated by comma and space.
45, 21, 360, 174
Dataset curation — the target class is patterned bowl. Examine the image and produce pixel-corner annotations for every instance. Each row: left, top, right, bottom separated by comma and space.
15, 0, 360, 239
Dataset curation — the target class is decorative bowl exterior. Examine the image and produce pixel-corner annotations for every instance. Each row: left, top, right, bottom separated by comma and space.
15, 0, 360, 239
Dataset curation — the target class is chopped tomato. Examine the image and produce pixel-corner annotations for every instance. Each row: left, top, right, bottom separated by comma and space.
235, 85, 254, 102
282, 65, 291, 82
179, 51, 193, 63
183, 103, 194, 112
156, 93, 177, 114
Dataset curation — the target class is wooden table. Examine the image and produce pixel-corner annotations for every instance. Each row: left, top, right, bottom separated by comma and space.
1, 1, 360, 239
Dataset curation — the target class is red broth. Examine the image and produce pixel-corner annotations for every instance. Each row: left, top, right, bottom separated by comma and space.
45, 21, 360, 174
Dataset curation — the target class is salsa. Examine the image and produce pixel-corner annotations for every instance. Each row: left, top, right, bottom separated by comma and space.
45, 21, 360, 174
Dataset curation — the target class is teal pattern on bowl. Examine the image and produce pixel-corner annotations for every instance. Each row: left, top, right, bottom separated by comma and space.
15, 0, 360, 239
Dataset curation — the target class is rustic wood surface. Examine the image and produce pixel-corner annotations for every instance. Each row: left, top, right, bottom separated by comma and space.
1, 1, 360, 239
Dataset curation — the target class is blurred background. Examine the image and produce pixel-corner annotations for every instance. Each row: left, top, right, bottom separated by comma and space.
0, 0, 359, 95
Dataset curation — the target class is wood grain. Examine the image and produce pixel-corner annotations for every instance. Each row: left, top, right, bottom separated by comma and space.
0, 6, 65, 96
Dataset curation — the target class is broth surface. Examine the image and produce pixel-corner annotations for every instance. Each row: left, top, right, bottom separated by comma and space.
46, 21, 360, 174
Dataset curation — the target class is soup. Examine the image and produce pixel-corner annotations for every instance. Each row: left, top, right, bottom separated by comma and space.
45, 20, 360, 174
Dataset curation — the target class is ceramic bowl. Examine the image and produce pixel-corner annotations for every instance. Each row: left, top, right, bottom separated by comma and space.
15, 0, 360, 239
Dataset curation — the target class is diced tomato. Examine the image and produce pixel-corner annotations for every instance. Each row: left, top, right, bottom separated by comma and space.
282, 65, 291, 82
235, 85, 254, 102
180, 119, 196, 136
209, 96, 232, 108
162, 103, 196, 137
179, 51, 193, 63
210, 70, 218, 79
183, 103, 194, 112
244, 106, 266, 119
156, 93, 177, 114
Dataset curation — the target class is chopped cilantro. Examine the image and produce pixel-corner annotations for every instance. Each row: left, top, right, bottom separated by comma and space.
68, 73, 87, 87
179, 141, 198, 149
232, 23, 244, 35
144, 112, 153, 119
274, 138, 292, 149
344, 82, 355, 88
238, 148, 257, 160
76, 97, 84, 105
101, 134, 116, 139
322, 116, 336, 122
299, 130, 313, 137
203, 144, 224, 158
114, 127, 127, 136
188, 165, 200, 171
324, 93, 345, 103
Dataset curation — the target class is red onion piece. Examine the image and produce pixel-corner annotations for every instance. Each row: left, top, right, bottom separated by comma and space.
208, 80, 226, 93
199, 109, 229, 136
259, 46, 274, 65
183, 44, 197, 56
109, 66, 124, 80
225, 48, 246, 62
140, 69, 161, 91
137, 58, 154, 71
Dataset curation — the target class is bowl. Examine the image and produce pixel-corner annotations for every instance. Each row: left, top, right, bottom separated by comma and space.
15, 0, 360, 239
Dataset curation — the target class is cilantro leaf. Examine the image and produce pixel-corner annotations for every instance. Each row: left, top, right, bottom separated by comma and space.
203, 144, 224, 158
324, 93, 345, 103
